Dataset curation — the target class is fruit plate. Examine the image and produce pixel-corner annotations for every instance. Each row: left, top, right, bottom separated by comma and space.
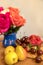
0, 42, 43, 65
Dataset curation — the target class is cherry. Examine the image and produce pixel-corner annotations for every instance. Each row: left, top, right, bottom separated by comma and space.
20, 37, 25, 43
29, 48, 36, 54
35, 56, 42, 63
20, 36, 28, 43
37, 50, 43, 55
21, 43, 26, 48
16, 39, 21, 45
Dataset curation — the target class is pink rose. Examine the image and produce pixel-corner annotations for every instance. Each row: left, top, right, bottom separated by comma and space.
0, 7, 4, 12
0, 12, 11, 34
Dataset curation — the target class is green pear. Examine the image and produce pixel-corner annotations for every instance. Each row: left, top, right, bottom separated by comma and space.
16, 45, 27, 60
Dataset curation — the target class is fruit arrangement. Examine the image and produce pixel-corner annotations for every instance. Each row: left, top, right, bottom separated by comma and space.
3, 35, 43, 65
4, 45, 27, 65
16, 35, 43, 63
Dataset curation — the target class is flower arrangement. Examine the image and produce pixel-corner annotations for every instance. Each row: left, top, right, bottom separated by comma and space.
0, 7, 25, 35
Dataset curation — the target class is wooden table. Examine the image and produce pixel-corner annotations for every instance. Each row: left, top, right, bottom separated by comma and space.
0, 40, 43, 65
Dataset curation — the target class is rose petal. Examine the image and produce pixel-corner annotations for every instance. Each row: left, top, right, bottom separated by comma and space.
0, 7, 4, 12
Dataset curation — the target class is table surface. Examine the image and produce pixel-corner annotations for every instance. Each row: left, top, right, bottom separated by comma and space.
0, 41, 43, 65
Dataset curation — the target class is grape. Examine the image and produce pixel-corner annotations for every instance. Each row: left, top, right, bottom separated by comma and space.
35, 56, 42, 63
29, 48, 36, 54
37, 50, 43, 55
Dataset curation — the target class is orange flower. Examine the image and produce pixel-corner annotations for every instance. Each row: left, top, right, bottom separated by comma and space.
9, 7, 19, 15
8, 7, 25, 27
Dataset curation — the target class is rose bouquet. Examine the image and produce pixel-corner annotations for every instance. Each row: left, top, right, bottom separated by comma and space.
0, 7, 26, 47
0, 7, 25, 35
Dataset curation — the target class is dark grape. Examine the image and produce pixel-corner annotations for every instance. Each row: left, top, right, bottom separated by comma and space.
35, 56, 42, 63
29, 48, 36, 54
20, 37, 25, 43
21, 43, 26, 48
37, 50, 43, 55
20, 36, 28, 43
16, 39, 21, 45
25, 38, 29, 43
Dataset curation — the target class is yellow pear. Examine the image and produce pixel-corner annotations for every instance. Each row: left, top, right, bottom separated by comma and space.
16, 45, 27, 60
5, 46, 15, 55
5, 52, 18, 65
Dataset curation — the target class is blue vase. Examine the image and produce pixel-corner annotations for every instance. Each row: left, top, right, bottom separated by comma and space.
3, 33, 17, 47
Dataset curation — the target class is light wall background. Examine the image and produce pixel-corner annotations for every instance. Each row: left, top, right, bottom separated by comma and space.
0, 0, 43, 38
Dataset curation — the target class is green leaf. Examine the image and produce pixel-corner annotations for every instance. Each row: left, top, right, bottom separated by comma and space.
12, 26, 21, 32
28, 43, 32, 48
4, 26, 21, 35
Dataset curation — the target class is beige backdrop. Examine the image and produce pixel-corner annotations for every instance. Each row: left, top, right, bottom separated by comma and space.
0, 0, 43, 38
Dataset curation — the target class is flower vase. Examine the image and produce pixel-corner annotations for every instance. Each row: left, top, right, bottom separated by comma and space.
3, 33, 17, 47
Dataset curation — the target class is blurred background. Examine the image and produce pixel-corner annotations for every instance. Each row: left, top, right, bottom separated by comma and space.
0, 0, 43, 38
